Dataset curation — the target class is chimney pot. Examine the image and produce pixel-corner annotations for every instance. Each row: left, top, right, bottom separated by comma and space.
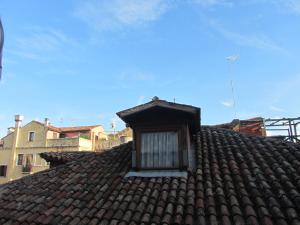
14, 115, 24, 128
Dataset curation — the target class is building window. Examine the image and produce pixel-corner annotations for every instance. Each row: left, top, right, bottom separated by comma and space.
28, 132, 35, 142
140, 131, 179, 169
22, 154, 33, 174
25, 154, 33, 165
17, 154, 33, 167
17, 154, 24, 166
0, 165, 7, 177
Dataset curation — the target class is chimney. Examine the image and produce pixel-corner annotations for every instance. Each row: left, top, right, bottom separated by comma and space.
7, 127, 15, 135
14, 115, 24, 128
44, 118, 50, 126
8, 115, 24, 179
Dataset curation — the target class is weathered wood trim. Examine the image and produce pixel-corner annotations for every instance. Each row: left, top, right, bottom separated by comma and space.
117, 100, 199, 119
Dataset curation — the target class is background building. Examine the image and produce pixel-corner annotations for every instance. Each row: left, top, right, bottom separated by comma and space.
95, 127, 133, 150
214, 117, 266, 137
0, 115, 107, 184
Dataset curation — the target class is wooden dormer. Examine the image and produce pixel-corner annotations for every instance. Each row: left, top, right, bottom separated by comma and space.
117, 97, 200, 171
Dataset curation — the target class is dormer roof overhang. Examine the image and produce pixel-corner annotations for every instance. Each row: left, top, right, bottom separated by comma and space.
117, 99, 201, 131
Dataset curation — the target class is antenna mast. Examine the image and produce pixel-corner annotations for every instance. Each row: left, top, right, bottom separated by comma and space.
226, 55, 239, 119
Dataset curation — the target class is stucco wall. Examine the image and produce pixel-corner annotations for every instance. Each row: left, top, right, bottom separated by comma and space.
17, 121, 47, 148
79, 138, 93, 151
47, 138, 80, 148
0, 150, 10, 164
92, 126, 107, 140
0, 121, 99, 184
46, 130, 59, 139
2, 133, 14, 148
0, 150, 10, 183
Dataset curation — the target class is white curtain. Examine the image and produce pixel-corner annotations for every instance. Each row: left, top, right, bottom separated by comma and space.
141, 131, 179, 168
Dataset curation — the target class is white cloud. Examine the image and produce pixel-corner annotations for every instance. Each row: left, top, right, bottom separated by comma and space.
98, 113, 106, 120
221, 100, 234, 107
18, 27, 76, 51
209, 20, 286, 52
269, 105, 286, 112
285, 0, 300, 13
115, 69, 155, 89
6, 49, 42, 61
272, 0, 300, 14
74, 0, 300, 35
246, 0, 300, 14
137, 95, 145, 105
8, 26, 77, 61
192, 0, 233, 7
267, 74, 300, 108
74, 0, 173, 31
119, 70, 155, 82
266, 129, 287, 137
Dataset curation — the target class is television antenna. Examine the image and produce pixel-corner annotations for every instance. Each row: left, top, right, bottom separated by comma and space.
226, 54, 239, 119
111, 120, 116, 135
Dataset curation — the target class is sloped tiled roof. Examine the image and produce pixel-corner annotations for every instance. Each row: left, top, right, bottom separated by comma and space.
0, 127, 300, 225
26, 121, 100, 133
47, 125, 101, 133
1, 122, 102, 140
39, 151, 94, 165
58, 125, 101, 132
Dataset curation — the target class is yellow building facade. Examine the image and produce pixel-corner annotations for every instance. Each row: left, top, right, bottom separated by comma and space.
0, 115, 107, 184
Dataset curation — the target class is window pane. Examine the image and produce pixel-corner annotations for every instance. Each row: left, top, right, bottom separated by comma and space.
29, 132, 35, 142
0, 165, 7, 177
25, 154, 33, 165
17, 154, 24, 165
141, 131, 179, 168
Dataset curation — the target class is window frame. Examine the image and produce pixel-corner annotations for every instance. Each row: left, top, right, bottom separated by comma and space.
25, 154, 34, 166
17, 154, 34, 166
17, 154, 24, 166
28, 131, 35, 142
135, 125, 184, 170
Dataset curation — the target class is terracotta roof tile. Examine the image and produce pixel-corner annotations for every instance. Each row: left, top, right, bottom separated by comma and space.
0, 127, 300, 224
31, 120, 101, 133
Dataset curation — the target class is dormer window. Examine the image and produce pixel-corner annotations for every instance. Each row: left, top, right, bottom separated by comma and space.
140, 131, 179, 169
117, 97, 200, 173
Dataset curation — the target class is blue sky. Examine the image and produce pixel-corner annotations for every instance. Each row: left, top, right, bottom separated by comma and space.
0, 0, 300, 136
